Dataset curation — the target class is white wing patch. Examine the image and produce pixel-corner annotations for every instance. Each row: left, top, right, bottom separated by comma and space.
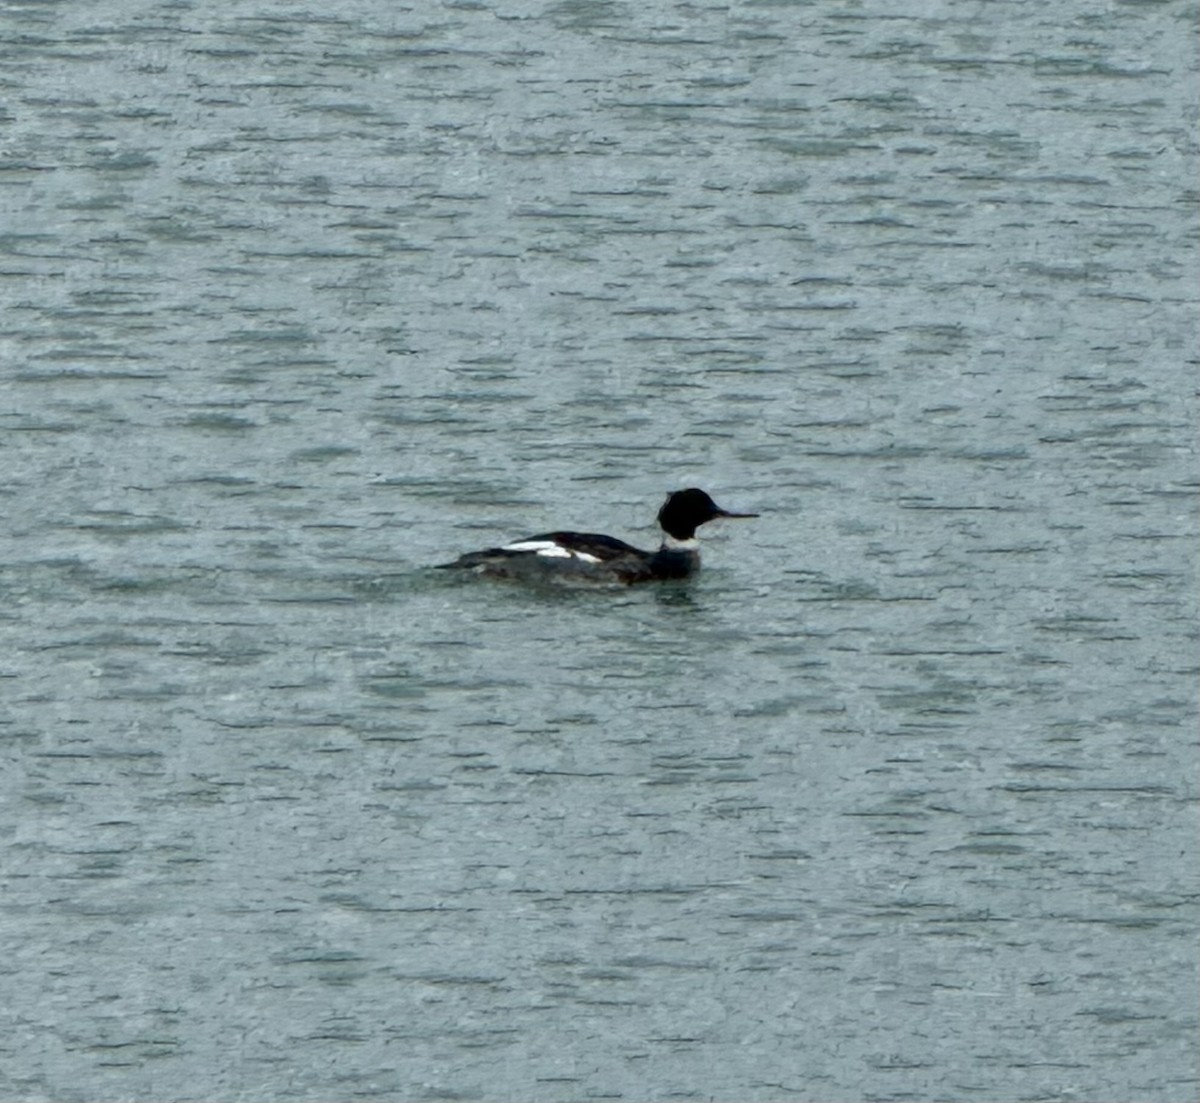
503, 540, 567, 555
502, 540, 601, 564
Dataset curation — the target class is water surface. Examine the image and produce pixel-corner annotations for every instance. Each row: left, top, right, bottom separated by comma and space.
2, 1, 1197, 1100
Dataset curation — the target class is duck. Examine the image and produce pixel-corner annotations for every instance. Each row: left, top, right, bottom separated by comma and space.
436, 488, 757, 584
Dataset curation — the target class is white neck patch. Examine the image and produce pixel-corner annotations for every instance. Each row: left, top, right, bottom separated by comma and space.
662, 535, 699, 551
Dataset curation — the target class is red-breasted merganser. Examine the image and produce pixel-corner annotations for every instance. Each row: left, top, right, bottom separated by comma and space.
436, 488, 757, 584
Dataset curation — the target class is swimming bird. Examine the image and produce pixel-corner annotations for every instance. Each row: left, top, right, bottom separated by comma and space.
436, 488, 758, 584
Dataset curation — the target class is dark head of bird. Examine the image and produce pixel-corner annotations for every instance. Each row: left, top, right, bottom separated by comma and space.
657, 488, 759, 542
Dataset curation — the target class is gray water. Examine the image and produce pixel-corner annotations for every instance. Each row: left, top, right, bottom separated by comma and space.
2, 1, 1197, 1100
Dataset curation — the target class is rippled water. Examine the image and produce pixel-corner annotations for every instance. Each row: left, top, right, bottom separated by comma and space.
2, 2, 1197, 1100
